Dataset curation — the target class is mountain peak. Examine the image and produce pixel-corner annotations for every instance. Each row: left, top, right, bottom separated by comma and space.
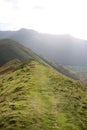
18, 28, 38, 33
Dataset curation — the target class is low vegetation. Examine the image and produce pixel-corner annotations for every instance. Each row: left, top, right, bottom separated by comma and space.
0, 60, 87, 130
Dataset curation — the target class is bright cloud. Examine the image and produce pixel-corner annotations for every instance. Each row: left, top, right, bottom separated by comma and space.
0, 0, 87, 39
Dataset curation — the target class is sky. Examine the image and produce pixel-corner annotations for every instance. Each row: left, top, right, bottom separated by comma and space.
0, 0, 87, 39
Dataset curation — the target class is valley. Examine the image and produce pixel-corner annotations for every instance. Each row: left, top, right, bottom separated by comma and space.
67, 66, 87, 83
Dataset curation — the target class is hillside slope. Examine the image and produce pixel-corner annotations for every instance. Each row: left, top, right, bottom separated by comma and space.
0, 39, 47, 67
0, 29, 87, 66
0, 60, 87, 130
0, 39, 78, 80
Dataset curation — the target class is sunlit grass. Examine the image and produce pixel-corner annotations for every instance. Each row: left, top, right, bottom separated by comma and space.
0, 60, 87, 130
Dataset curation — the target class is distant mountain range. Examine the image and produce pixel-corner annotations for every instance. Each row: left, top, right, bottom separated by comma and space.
0, 28, 87, 66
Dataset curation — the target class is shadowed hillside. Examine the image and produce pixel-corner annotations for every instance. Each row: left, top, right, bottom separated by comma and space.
0, 39, 78, 80
0, 39, 33, 66
0, 39, 47, 67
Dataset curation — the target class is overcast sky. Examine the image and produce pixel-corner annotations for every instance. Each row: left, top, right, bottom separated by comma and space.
0, 0, 87, 39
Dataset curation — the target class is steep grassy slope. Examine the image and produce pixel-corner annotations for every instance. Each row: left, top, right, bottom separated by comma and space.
0, 39, 48, 67
0, 39, 79, 80
0, 39, 32, 66
0, 60, 87, 130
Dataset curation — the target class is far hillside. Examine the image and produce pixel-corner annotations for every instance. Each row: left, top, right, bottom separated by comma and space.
0, 39, 78, 80
0, 39, 47, 67
68, 66, 87, 83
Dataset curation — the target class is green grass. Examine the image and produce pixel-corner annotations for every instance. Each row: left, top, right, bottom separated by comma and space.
0, 60, 87, 130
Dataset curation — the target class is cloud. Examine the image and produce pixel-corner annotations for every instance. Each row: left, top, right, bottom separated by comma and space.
3, 0, 18, 9
3, 0, 17, 4
0, 0, 87, 39
32, 5, 44, 10
0, 23, 14, 30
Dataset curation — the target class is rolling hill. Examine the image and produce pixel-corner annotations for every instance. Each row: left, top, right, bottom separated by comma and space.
0, 39, 78, 80
0, 59, 87, 130
0, 29, 87, 66
0, 39, 47, 67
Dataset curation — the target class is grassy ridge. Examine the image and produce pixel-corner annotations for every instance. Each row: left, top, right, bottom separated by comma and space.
0, 39, 47, 67
0, 60, 87, 130
0, 39, 78, 80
